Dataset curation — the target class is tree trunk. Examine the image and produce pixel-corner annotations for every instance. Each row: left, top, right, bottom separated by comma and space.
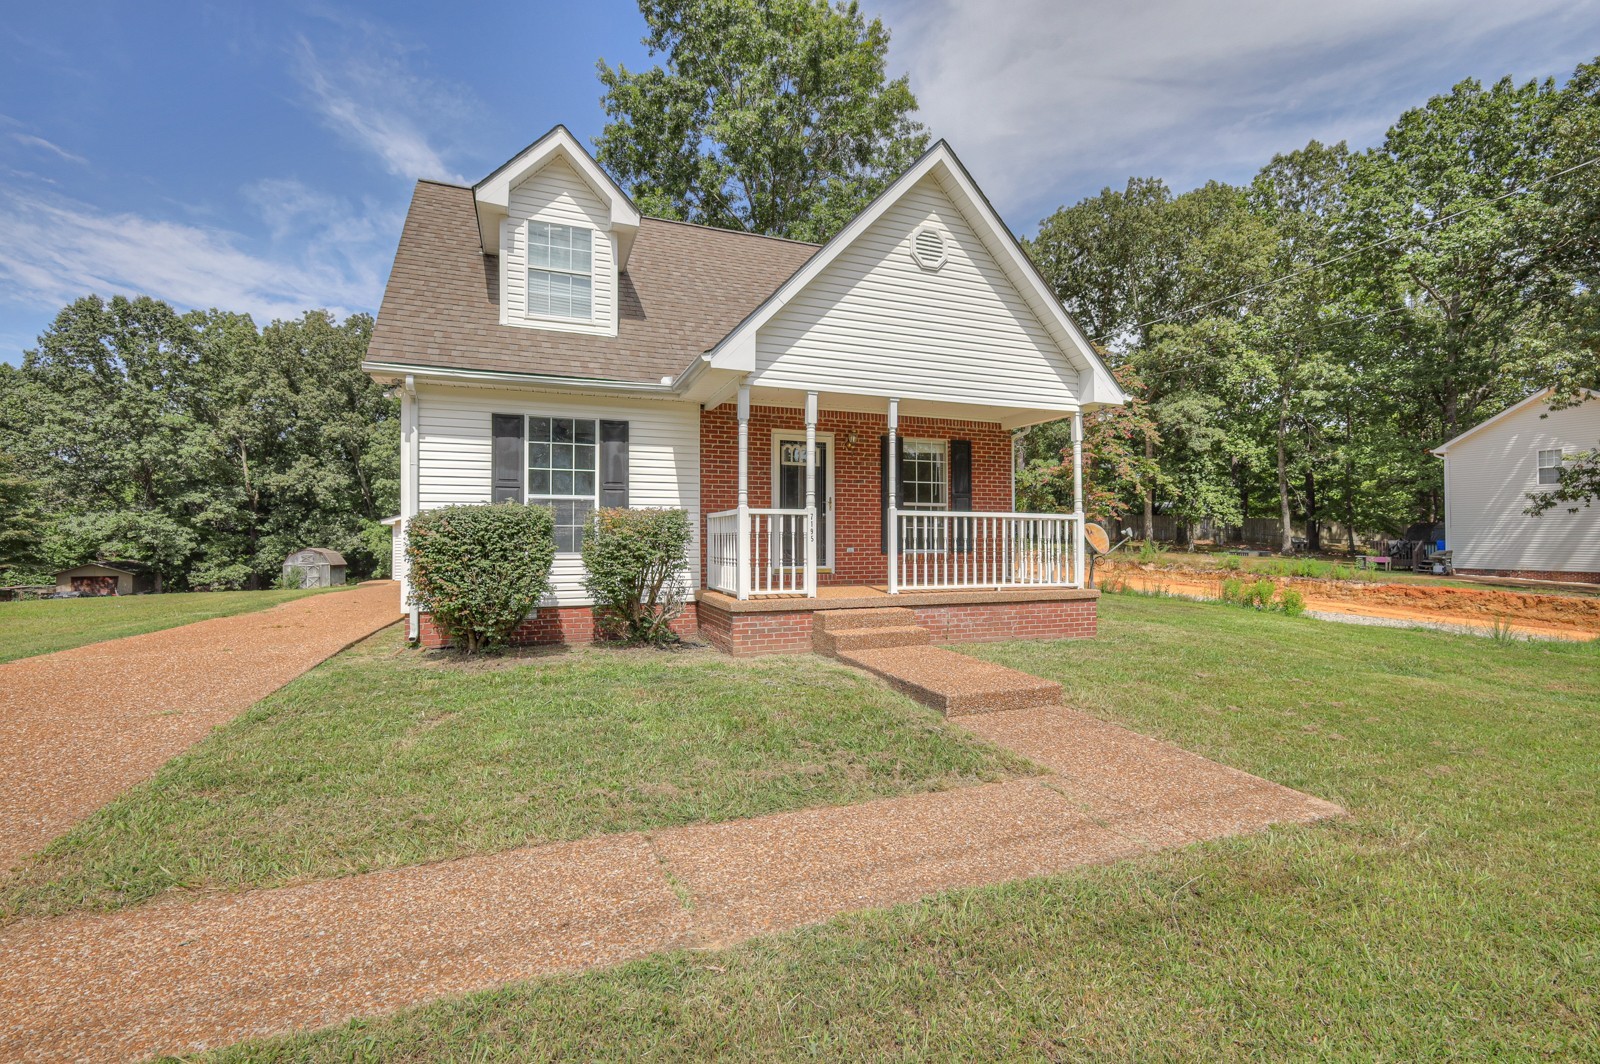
1142, 437, 1155, 541
1277, 411, 1294, 555
1304, 467, 1320, 552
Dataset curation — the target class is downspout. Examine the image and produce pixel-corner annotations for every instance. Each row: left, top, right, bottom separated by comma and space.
404, 374, 420, 641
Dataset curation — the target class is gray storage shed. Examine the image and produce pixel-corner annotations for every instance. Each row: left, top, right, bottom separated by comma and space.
283, 548, 348, 588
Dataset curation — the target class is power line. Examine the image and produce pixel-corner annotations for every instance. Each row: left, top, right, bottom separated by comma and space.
1093, 151, 1600, 344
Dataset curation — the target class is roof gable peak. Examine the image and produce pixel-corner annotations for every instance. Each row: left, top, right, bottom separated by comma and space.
472, 126, 642, 264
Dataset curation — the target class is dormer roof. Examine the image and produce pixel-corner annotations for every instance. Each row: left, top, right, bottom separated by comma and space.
472, 126, 643, 265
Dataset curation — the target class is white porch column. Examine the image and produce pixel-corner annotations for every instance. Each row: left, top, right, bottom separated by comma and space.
736, 383, 752, 600
804, 391, 819, 597
1071, 410, 1086, 588
886, 397, 900, 594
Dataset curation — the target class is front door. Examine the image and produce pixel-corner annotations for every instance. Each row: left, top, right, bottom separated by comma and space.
775, 436, 831, 569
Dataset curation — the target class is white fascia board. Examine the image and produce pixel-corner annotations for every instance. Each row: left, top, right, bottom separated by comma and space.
1428, 387, 1599, 454
704, 140, 1128, 410
472, 126, 641, 262
362, 360, 678, 396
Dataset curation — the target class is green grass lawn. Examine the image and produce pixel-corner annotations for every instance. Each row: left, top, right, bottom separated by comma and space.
0, 630, 1031, 921
0, 586, 349, 664
197, 594, 1600, 1061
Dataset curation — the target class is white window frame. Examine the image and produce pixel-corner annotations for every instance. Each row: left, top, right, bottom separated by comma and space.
1536, 448, 1565, 486
898, 438, 948, 553
526, 415, 600, 554
524, 221, 595, 324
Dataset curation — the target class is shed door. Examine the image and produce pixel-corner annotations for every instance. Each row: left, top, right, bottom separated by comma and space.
72, 576, 117, 596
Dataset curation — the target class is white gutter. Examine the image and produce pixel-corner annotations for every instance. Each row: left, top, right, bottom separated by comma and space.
363, 361, 679, 395
404, 373, 420, 642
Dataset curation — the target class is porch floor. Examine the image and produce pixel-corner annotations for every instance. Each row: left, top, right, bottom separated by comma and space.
697, 584, 1099, 613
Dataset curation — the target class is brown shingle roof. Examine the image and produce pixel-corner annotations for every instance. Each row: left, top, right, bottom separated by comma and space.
368, 181, 818, 383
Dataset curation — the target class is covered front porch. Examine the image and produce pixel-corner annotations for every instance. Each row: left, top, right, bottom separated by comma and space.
700, 385, 1088, 601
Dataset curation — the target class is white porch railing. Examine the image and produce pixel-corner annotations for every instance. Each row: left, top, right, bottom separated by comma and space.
708, 507, 1081, 598
895, 511, 1082, 591
705, 508, 814, 597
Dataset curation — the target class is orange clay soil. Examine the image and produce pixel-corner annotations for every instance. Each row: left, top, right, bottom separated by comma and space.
1101, 563, 1600, 641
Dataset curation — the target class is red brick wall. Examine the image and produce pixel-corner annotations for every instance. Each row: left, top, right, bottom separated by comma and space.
696, 596, 1097, 656
419, 604, 700, 649
700, 404, 1014, 587
912, 600, 1096, 643
696, 603, 816, 656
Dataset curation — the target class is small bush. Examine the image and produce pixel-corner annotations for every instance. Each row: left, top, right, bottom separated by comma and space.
1220, 576, 1245, 604
1221, 555, 1242, 571
1136, 539, 1162, 563
406, 503, 556, 654
1247, 578, 1277, 608
277, 565, 306, 591
1279, 588, 1305, 616
581, 507, 691, 645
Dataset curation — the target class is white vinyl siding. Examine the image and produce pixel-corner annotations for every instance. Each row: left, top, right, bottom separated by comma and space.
415, 384, 701, 606
499, 157, 617, 336
751, 173, 1082, 410
1441, 395, 1600, 574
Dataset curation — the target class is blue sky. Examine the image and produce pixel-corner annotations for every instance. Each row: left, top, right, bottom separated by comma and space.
2, 0, 1596, 363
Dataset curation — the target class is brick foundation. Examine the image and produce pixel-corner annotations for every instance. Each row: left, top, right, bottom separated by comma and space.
699, 404, 1015, 588
419, 603, 700, 649
1456, 568, 1600, 585
696, 595, 1098, 657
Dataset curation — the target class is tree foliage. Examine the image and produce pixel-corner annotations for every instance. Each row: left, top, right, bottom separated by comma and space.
595, 0, 928, 242
405, 503, 557, 654
581, 507, 693, 644
1021, 57, 1600, 548
0, 296, 398, 589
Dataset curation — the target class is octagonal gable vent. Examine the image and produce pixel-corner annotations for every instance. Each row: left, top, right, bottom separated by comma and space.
910, 226, 948, 271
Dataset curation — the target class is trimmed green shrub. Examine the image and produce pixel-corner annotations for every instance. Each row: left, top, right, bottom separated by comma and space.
1279, 588, 1305, 616
406, 503, 556, 654
581, 507, 692, 644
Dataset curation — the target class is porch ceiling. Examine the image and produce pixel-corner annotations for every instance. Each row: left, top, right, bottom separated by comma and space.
709, 383, 1077, 430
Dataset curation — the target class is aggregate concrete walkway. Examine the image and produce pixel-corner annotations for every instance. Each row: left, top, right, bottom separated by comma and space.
0, 582, 401, 871
0, 703, 1342, 1063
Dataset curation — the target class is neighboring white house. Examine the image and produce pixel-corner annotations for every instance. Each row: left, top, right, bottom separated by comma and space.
1432, 388, 1600, 582
366, 126, 1127, 651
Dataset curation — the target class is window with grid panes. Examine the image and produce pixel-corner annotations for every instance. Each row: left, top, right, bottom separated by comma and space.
527, 416, 597, 551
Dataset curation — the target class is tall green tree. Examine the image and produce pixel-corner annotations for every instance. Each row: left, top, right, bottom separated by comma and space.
595, 0, 928, 242
0, 449, 46, 577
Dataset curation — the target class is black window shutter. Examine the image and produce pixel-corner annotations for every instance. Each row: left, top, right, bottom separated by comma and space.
600, 420, 629, 508
879, 435, 889, 552
950, 439, 973, 552
491, 414, 524, 503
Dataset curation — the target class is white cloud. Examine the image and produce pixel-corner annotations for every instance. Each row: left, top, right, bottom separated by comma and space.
10, 133, 86, 165
0, 184, 385, 327
874, 0, 1599, 221
290, 26, 474, 184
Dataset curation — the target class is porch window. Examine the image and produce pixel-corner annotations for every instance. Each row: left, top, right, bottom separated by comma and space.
526, 222, 593, 320
900, 439, 947, 552
1537, 448, 1564, 485
527, 416, 598, 551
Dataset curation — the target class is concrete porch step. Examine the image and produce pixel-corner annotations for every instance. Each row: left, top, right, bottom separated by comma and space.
834, 645, 1062, 717
814, 625, 932, 655
813, 607, 917, 632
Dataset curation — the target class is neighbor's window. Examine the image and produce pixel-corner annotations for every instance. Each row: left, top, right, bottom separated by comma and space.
900, 439, 948, 552
1537, 448, 1566, 485
526, 222, 593, 320
528, 416, 597, 551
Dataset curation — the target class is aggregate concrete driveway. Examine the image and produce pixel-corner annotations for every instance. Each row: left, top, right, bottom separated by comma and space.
0, 582, 401, 870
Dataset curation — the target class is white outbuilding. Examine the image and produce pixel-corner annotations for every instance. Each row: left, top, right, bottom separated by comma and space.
1432, 388, 1599, 583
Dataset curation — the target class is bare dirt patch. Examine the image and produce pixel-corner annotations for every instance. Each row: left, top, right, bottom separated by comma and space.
1103, 563, 1600, 641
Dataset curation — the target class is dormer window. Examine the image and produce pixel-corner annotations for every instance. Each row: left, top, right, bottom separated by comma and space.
526, 221, 593, 320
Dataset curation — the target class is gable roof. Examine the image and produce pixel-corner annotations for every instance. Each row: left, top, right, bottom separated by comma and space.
1431, 388, 1600, 455
700, 141, 1127, 408
367, 180, 819, 384
472, 126, 642, 263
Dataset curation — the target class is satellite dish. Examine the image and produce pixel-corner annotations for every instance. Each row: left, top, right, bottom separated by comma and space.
1085, 523, 1112, 554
